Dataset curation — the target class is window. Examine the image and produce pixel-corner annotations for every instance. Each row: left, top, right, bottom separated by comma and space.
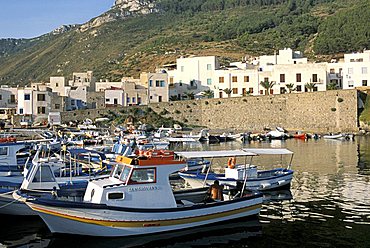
362, 80, 368, 86
138, 97, 141, 104
158, 96, 162, 102
37, 94, 46, 101
37, 107, 46, 114
0, 147, 8, 156
55, 104, 60, 109
207, 64, 212, 70
249, 87, 254, 93
149, 80, 153, 87
280, 74, 285, 83
160, 80, 165, 87
362, 67, 368, 74
312, 74, 318, 83
129, 168, 156, 184
296, 85, 302, 92
207, 78, 212, 85
106, 98, 110, 102
244, 76, 249, 82
181, 66, 184, 72
19, 108, 23, 114
127, 97, 130, 103
24, 94, 30, 100
108, 192, 124, 200
219, 92, 223, 98
32, 165, 55, 183
132, 97, 136, 103
10, 94, 15, 103
296, 73, 301, 82
259, 90, 263, 95
0, 95, 2, 100
155, 80, 160, 87
232, 76, 238, 83
232, 88, 238, 94
348, 68, 353, 74
242, 88, 246, 95
114, 98, 118, 105
219, 77, 224, 83
56, 83, 59, 87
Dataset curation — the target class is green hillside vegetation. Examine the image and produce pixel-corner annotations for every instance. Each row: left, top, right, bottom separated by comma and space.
360, 94, 370, 125
0, 0, 368, 85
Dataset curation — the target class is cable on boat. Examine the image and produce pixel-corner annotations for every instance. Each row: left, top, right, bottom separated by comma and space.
0, 189, 17, 197
0, 194, 21, 209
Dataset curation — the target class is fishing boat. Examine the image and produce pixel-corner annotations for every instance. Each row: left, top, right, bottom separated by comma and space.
178, 149, 294, 191
0, 145, 106, 216
25, 151, 262, 237
322, 133, 354, 140
293, 133, 306, 140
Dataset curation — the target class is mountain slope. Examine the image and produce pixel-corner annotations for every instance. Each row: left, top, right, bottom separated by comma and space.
0, 0, 368, 85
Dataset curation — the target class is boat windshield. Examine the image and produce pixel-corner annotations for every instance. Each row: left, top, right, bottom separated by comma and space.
111, 164, 132, 183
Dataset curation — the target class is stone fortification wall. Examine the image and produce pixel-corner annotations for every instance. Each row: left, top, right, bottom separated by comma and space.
150, 90, 359, 132
59, 90, 359, 132
284, 90, 358, 132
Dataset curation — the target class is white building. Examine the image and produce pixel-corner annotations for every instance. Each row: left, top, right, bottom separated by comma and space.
213, 68, 260, 98
0, 86, 17, 108
48, 71, 97, 110
259, 48, 308, 71
167, 50, 329, 99
17, 83, 62, 122
342, 50, 370, 89
140, 72, 169, 103
104, 82, 147, 107
166, 56, 219, 99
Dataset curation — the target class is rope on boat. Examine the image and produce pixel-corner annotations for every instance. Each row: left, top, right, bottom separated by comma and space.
0, 189, 17, 197
0, 194, 21, 209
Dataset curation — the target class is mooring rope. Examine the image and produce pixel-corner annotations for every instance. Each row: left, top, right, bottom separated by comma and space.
0, 189, 17, 197
0, 194, 21, 209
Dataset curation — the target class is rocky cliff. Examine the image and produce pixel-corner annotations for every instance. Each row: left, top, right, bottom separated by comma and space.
78, 0, 157, 32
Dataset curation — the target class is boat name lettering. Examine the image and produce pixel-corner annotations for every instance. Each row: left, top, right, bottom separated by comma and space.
128, 186, 159, 192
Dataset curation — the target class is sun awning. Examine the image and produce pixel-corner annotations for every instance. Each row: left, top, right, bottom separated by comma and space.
175, 150, 257, 159
243, 148, 294, 155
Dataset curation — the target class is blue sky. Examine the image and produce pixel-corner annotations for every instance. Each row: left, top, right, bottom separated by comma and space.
0, 0, 114, 39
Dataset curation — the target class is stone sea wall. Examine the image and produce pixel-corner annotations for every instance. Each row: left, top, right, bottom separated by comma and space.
61, 90, 360, 132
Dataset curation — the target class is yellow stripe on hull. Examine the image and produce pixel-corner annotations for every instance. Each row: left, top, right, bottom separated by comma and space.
30, 203, 262, 228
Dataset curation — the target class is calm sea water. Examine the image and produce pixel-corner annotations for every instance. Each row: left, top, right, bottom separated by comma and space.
0, 137, 369, 247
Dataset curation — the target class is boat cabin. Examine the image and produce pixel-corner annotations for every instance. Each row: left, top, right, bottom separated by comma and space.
0, 142, 26, 176
83, 152, 186, 208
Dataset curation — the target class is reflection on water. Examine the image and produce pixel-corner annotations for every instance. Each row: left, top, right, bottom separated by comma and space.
1, 137, 369, 247
49, 217, 261, 248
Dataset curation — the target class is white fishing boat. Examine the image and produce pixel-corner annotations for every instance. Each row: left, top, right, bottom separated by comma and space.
178, 149, 294, 191
323, 133, 354, 140
0, 146, 103, 216
25, 152, 262, 237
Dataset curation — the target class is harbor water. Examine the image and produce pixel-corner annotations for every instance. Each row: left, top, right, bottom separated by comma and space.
0, 137, 369, 247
